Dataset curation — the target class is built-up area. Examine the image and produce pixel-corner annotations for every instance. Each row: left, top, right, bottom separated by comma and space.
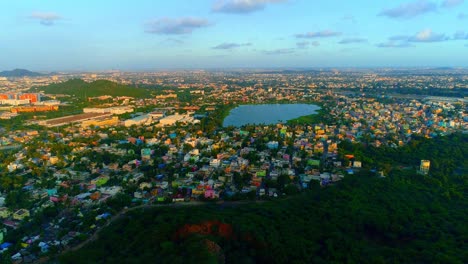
0, 69, 467, 262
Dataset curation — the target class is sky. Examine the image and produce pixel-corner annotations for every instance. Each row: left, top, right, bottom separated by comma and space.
1, 0, 468, 71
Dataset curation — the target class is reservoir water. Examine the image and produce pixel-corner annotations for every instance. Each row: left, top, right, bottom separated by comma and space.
223, 104, 320, 127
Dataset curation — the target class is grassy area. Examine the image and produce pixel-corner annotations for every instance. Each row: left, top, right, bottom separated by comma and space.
286, 113, 320, 125
286, 106, 326, 125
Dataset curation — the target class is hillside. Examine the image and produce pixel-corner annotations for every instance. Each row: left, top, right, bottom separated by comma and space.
60, 134, 468, 264
31, 79, 151, 99
0, 69, 43, 77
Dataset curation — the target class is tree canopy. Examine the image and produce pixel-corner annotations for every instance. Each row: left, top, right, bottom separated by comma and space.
60, 133, 468, 264
30, 79, 151, 99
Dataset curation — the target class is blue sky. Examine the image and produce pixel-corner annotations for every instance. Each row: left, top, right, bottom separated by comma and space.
1, 0, 467, 71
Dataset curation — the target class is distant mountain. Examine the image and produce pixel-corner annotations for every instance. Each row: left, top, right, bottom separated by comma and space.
30, 79, 151, 99
0, 69, 44, 77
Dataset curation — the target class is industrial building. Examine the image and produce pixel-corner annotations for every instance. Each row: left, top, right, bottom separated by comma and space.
83, 106, 134, 115
81, 116, 119, 128
124, 115, 151, 127
158, 114, 199, 126
11, 105, 58, 113
39, 113, 112, 127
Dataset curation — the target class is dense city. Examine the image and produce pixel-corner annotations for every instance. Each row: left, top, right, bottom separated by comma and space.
0, 69, 467, 263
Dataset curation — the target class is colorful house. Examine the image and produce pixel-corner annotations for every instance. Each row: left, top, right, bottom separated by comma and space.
204, 189, 217, 199
12, 209, 30, 221
0, 208, 10, 218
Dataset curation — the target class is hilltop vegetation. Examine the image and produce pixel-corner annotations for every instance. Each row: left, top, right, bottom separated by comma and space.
31, 79, 151, 99
60, 134, 468, 264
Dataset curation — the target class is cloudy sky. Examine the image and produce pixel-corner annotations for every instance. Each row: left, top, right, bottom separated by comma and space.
1, 0, 467, 71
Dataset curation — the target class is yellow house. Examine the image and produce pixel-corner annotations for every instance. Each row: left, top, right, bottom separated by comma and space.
0, 207, 10, 218
13, 209, 30, 221
192, 189, 204, 195
49, 156, 60, 165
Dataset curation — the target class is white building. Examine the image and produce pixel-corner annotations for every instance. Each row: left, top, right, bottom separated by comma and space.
353, 161, 362, 168
84, 106, 134, 115
0, 99, 30, 105
210, 159, 221, 167
159, 114, 186, 126
124, 114, 151, 127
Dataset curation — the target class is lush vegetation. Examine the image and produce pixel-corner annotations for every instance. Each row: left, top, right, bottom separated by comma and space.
200, 104, 236, 132
286, 105, 334, 125
30, 79, 151, 99
339, 133, 468, 177
60, 133, 467, 264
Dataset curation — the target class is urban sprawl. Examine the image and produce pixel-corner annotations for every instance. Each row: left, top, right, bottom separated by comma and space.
0, 69, 467, 262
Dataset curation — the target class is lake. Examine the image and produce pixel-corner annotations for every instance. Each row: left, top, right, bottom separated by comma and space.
223, 104, 320, 127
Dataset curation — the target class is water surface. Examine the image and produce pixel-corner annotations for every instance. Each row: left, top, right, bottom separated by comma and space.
223, 104, 320, 127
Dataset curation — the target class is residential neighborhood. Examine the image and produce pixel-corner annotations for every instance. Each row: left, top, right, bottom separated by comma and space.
0, 69, 466, 262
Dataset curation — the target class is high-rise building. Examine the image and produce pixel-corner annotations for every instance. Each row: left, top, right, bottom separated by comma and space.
420, 160, 430, 175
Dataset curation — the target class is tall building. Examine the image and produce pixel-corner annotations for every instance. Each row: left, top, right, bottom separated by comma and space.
0, 93, 41, 104
18, 93, 40, 103
420, 160, 430, 175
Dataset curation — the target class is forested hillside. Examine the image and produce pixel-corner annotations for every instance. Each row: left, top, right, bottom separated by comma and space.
31, 79, 151, 99
60, 134, 468, 264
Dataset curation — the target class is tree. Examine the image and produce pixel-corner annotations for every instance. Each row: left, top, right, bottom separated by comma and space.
6, 190, 32, 209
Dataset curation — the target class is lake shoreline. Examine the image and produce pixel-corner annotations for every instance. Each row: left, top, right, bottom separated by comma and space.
223, 103, 321, 127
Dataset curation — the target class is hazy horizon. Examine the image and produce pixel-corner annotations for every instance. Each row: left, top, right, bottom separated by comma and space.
3, 66, 468, 74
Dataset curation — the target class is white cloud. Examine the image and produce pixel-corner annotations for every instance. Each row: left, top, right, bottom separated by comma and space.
30, 12, 62, 26
212, 0, 287, 14
212, 42, 252, 49
296, 41, 320, 49
442, 0, 464, 8
379, 29, 448, 48
376, 41, 413, 48
295, 30, 342, 38
379, 0, 437, 19
386, 29, 448, 43
458, 12, 468, 19
145, 17, 211, 35
263, 48, 295, 55
338, 38, 368, 44
454, 31, 468, 40
409, 29, 448, 42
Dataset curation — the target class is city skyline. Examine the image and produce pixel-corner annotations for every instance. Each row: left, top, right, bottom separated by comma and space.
2, 0, 468, 71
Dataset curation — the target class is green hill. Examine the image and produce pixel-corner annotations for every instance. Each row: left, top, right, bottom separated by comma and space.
0, 69, 43, 77
59, 134, 467, 264
31, 79, 151, 99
